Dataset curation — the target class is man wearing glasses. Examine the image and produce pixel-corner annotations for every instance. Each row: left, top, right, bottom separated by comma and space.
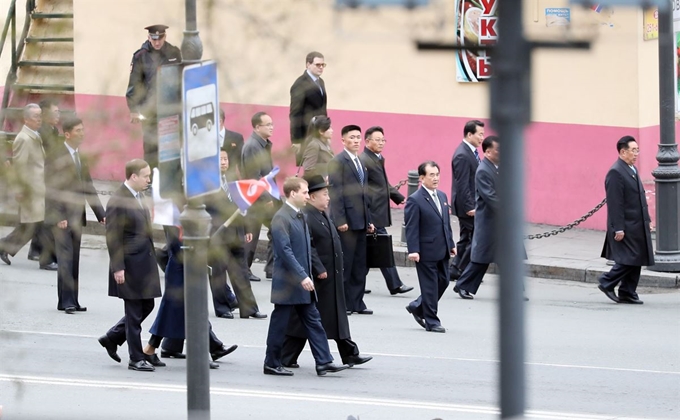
597, 136, 653, 305
125, 24, 182, 170
289, 51, 328, 164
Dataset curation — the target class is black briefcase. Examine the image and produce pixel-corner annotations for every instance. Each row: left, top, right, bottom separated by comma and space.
366, 233, 395, 268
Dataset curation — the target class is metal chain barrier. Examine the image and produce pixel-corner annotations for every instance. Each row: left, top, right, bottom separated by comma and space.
525, 198, 607, 240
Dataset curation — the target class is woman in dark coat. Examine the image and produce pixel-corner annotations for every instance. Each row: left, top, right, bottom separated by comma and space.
301, 115, 334, 179
142, 225, 238, 369
280, 175, 372, 368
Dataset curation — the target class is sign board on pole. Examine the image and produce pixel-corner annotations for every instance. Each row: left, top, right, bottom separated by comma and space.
182, 61, 221, 199
157, 64, 184, 200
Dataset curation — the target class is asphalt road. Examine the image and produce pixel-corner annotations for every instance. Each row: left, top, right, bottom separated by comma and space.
0, 233, 678, 420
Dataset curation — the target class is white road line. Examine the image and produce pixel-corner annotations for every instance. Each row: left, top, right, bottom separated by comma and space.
0, 374, 651, 420
3, 329, 679, 376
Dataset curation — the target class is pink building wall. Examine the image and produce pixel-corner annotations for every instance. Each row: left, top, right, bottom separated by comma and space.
75, 93, 678, 230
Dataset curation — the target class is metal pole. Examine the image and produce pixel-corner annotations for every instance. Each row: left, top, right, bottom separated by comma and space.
400, 169, 420, 243
648, 5, 680, 272
491, 0, 529, 417
180, 1, 210, 419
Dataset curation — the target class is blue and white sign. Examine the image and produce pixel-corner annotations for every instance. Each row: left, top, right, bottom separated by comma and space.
182, 61, 221, 199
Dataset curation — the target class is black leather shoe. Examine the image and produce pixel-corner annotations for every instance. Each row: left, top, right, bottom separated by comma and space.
218, 311, 234, 319
283, 362, 300, 368
316, 362, 349, 376
364, 289, 371, 294
263, 365, 294, 376
211, 344, 238, 361
619, 295, 644, 304
128, 360, 155, 372
343, 355, 373, 367
40, 262, 58, 271
144, 353, 166, 367
27, 253, 39, 261
405, 305, 426, 329
98, 335, 121, 363
241, 311, 267, 319
249, 274, 261, 282
390, 285, 414, 295
210, 361, 219, 369
597, 285, 620, 303
64, 307, 76, 314
0, 251, 10, 265
346, 311, 352, 316
457, 288, 474, 300
76, 306, 87, 312
428, 325, 446, 333
160, 350, 186, 359
357, 309, 373, 315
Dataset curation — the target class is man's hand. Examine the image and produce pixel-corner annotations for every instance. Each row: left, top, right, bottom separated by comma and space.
451, 248, 457, 256
466, 209, 476, 217
367, 223, 375, 233
337, 224, 349, 232
301, 277, 315, 291
99, 217, 106, 226
245, 233, 253, 243
57, 220, 68, 229
650, 223, 653, 232
114, 270, 125, 285
408, 252, 420, 263
317, 272, 328, 279
130, 113, 141, 124
614, 231, 625, 241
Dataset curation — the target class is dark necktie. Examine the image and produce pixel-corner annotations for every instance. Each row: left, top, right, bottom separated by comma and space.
474, 149, 481, 163
354, 157, 364, 185
73, 151, 82, 178
432, 192, 442, 215
313, 78, 324, 96
135, 192, 144, 209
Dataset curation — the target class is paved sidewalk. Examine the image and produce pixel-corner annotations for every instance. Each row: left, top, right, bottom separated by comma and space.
1, 179, 677, 288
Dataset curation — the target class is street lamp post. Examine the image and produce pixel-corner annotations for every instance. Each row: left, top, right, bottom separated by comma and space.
648, 5, 680, 272
180, 0, 211, 419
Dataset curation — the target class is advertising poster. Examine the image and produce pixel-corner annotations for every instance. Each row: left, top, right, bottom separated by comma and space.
643, 8, 658, 41
455, 0, 497, 83
545, 8, 570, 27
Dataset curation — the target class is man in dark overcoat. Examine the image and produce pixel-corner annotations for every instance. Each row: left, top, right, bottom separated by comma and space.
263, 177, 348, 377
598, 136, 654, 304
97, 159, 162, 372
281, 175, 372, 368
360, 126, 412, 295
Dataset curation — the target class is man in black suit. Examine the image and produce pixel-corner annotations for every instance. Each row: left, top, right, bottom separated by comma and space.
281, 174, 372, 369
450, 120, 484, 280
218, 107, 244, 177
360, 126, 412, 295
98, 159, 162, 372
328, 125, 375, 315
289, 51, 327, 163
263, 177, 348, 376
204, 147, 267, 319
404, 161, 456, 333
453, 136, 500, 300
241, 111, 280, 281
45, 116, 105, 313
597, 136, 654, 305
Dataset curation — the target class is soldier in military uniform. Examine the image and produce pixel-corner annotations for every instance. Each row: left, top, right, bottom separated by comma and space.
126, 24, 182, 170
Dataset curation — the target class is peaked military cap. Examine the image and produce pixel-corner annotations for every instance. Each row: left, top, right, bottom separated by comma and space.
145, 24, 168, 40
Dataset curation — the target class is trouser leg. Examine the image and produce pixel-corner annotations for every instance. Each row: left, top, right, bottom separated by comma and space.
281, 336, 307, 366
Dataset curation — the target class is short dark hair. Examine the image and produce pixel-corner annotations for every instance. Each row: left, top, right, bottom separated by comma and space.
220, 146, 229, 154
38, 99, 57, 112
306, 115, 331, 139
283, 176, 307, 197
482, 135, 499, 152
418, 161, 440, 176
251, 111, 268, 128
125, 159, 149, 180
305, 51, 324, 64
341, 125, 361, 137
62, 116, 83, 133
617, 135, 637, 152
219, 108, 225, 123
463, 120, 484, 137
364, 126, 384, 140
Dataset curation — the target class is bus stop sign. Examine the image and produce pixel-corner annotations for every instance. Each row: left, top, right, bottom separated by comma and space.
182, 61, 221, 199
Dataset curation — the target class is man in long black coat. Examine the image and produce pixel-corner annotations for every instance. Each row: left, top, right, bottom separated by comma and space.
598, 136, 654, 304
281, 175, 372, 368
98, 159, 161, 372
